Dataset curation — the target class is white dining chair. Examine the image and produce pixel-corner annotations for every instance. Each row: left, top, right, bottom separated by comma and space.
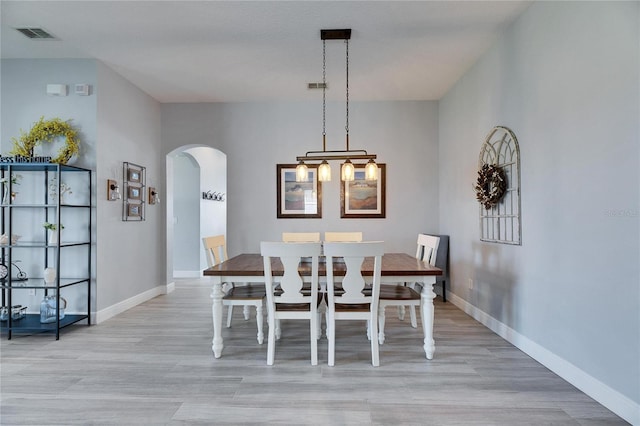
282, 232, 321, 243
379, 234, 440, 344
325, 241, 384, 367
260, 241, 322, 365
282, 232, 323, 337
323, 232, 363, 242
203, 235, 265, 344
320, 232, 363, 336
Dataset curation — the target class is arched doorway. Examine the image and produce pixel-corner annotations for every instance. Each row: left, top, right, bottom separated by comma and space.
166, 145, 227, 287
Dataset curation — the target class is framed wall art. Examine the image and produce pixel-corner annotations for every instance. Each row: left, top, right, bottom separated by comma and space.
127, 186, 142, 201
340, 163, 386, 218
123, 161, 146, 221
277, 164, 322, 219
127, 165, 142, 183
477, 126, 521, 245
126, 203, 142, 217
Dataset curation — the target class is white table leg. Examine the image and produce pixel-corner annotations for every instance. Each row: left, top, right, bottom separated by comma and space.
210, 276, 224, 358
378, 306, 386, 345
420, 277, 437, 359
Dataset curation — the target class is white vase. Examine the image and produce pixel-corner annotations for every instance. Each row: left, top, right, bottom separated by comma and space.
44, 267, 57, 285
48, 230, 59, 245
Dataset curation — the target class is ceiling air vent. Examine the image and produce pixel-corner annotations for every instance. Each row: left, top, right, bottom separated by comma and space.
307, 83, 327, 90
15, 27, 56, 39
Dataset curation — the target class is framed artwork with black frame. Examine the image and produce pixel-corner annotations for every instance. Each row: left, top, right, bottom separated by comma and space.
123, 161, 146, 221
277, 164, 322, 219
340, 163, 386, 218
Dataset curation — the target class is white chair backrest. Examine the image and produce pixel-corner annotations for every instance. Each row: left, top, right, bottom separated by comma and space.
261, 241, 322, 305
324, 241, 384, 305
282, 232, 321, 243
203, 235, 228, 267
416, 234, 440, 266
324, 232, 363, 242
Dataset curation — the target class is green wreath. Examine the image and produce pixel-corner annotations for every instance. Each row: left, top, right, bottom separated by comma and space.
474, 164, 507, 209
10, 116, 80, 164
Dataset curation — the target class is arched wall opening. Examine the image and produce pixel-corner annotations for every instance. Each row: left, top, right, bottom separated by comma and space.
166, 145, 227, 283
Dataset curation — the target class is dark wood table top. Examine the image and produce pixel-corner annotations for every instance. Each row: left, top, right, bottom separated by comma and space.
203, 252, 442, 278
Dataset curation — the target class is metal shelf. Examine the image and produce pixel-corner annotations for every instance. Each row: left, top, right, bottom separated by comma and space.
0, 314, 89, 336
1, 163, 92, 339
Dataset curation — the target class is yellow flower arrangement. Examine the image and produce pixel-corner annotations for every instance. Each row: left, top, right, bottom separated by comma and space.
10, 116, 80, 164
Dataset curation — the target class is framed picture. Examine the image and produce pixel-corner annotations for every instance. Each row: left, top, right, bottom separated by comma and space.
123, 162, 146, 221
277, 164, 322, 219
126, 203, 142, 217
127, 186, 141, 200
341, 163, 386, 218
127, 165, 142, 183
127, 168, 141, 183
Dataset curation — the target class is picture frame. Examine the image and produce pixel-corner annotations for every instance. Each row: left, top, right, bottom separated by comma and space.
126, 203, 142, 217
127, 186, 141, 200
277, 164, 322, 219
127, 166, 142, 183
340, 163, 386, 218
123, 162, 146, 221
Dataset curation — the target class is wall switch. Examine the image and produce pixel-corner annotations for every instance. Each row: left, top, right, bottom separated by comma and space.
28, 288, 36, 296
468, 278, 473, 290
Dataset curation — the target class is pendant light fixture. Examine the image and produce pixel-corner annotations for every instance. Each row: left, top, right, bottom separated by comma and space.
297, 35, 329, 182
317, 36, 331, 182
295, 29, 378, 182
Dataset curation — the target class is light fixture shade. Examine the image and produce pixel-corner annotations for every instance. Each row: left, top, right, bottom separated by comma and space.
318, 160, 331, 182
295, 161, 309, 182
341, 159, 355, 181
365, 159, 378, 181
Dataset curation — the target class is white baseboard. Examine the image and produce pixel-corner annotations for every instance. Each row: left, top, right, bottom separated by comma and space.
95, 283, 171, 324
447, 292, 639, 425
173, 270, 201, 278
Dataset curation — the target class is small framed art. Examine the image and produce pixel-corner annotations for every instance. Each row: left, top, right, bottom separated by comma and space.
127, 165, 142, 183
127, 186, 142, 200
126, 203, 142, 217
277, 164, 322, 219
340, 163, 386, 218
123, 161, 146, 221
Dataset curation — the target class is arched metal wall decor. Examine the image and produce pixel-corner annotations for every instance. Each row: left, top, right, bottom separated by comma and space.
477, 126, 521, 245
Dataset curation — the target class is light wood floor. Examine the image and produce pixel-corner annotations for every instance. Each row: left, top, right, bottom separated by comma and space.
1, 278, 626, 425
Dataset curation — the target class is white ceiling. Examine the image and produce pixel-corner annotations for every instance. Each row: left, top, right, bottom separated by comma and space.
1, 1, 532, 103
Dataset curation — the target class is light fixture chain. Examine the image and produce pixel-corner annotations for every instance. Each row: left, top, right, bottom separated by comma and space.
322, 39, 326, 138
345, 39, 349, 137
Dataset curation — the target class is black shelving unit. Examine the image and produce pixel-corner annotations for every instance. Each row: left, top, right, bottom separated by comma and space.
0, 163, 92, 339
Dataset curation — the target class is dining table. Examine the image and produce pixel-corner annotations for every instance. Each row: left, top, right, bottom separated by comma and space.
203, 252, 442, 360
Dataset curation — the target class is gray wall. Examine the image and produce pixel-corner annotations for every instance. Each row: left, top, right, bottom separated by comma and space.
161, 101, 439, 255
1, 58, 165, 317
189, 146, 227, 271
172, 153, 200, 273
438, 0, 639, 417
0, 59, 98, 312
96, 61, 164, 312
1, 59, 98, 163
